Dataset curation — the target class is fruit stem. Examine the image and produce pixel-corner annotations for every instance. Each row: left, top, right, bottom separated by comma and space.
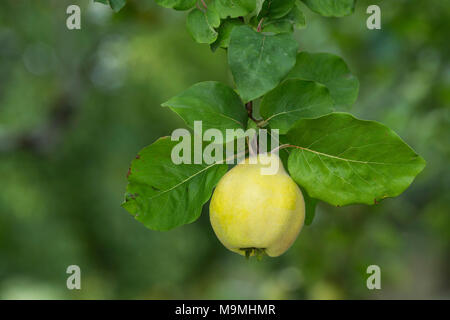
242, 248, 266, 260
257, 18, 264, 32
245, 101, 257, 122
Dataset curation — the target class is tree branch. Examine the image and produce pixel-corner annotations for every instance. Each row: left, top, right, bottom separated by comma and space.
246, 101, 258, 122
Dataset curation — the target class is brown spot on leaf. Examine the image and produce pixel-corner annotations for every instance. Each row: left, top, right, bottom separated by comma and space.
127, 168, 131, 178
135, 155, 141, 159
128, 193, 139, 200
374, 198, 379, 205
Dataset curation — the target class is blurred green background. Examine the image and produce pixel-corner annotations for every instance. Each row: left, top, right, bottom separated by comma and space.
0, 0, 448, 299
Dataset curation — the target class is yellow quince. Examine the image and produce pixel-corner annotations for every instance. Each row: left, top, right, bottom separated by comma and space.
210, 153, 305, 258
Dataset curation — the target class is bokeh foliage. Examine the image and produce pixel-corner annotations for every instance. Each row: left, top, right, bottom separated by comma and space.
0, 0, 448, 299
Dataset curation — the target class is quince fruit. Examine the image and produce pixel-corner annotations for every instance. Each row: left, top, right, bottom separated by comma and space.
210, 154, 305, 258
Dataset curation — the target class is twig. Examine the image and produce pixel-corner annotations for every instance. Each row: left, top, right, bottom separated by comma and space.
257, 18, 264, 32
246, 101, 258, 122
196, 2, 205, 12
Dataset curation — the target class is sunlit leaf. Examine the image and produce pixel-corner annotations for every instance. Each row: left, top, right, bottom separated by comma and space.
259, 0, 295, 20
301, 0, 356, 17
155, 0, 197, 11
259, 4, 306, 33
214, 0, 257, 19
109, 0, 126, 12
286, 113, 426, 206
187, 7, 221, 44
260, 79, 334, 134
123, 137, 228, 230
94, 0, 126, 12
162, 81, 248, 141
211, 18, 244, 51
228, 26, 298, 102
288, 52, 359, 107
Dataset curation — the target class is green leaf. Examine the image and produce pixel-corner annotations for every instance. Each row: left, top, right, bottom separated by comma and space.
94, 0, 126, 12
214, 0, 257, 19
245, 0, 266, 22
301, 186, 318, 226
287, 52, 359, 108
228, 26, 298, 103
109, 0, 126, 12
211, 18, 244, 51
123, 137, 228, 231
277, 134, 291, 168
259, 0, 295, 20
162, 81, 248, 141
155, 0, 197, 11
259, 4, 306, 33
260, 79, 334, 134
301, 0, 356, 17
286, 113, 426, 206
187, 8, 221, 44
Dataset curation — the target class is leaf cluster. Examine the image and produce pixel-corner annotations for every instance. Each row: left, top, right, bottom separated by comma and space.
98, 0, 426, 230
